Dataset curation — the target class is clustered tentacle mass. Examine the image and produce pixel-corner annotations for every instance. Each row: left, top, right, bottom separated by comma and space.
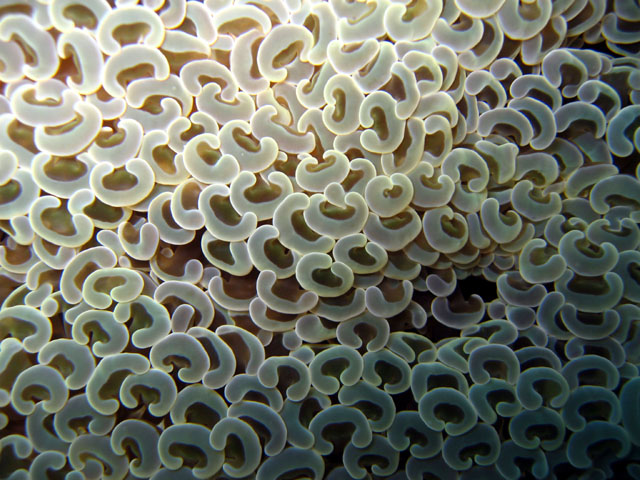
0, 0, 640, 478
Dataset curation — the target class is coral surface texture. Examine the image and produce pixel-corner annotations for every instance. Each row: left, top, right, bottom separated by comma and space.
0, 0, 639, 479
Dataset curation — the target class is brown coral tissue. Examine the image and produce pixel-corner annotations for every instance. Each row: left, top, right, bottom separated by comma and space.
1, 0, 640, 478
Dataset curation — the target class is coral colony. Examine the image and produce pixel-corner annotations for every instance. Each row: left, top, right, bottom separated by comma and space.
1, 0, 640, 478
